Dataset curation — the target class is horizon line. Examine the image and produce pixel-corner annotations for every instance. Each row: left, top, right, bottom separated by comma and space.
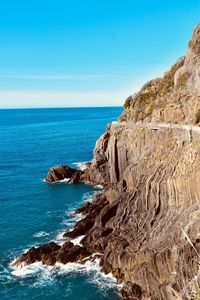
0, 105, 123, 110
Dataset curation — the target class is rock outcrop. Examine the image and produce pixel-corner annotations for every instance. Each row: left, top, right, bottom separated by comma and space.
45, 165, 83, 183
13, 241, 91, 267
15, 24, 200, 300
120, 23, 200, 125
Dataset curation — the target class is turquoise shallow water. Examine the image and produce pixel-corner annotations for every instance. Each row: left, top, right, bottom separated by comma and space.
0, 107, 122, 300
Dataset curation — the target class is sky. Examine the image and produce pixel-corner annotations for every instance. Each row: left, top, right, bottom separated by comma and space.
0, 0, 200, 108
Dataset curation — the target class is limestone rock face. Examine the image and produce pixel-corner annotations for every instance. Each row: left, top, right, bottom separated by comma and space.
121, 23, 200, 125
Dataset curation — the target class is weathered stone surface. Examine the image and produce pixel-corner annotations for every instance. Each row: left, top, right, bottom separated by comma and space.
75, 193, 108, 216
45, 165, 83, 183
120, 23, 200, 125
121, 282, 143, 300
13, 241, 91, 267
13, 242, 61, 266
63, 194, 108, 239
56, 243, 91, 264
63, 216, 95, 239
89, 123, 200, 299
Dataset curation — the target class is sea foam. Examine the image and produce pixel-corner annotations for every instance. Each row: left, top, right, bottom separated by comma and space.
10, 255, 122, 292
72, 161, 88, 171
70, 235, 85, 246
9, 182, 120, 292
33, 231, 49, 238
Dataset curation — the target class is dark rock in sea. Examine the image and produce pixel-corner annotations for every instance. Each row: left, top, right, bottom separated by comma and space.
63, 194, 109, 239
13, 242, 61, 266
75, 193, 108, 216
45, 165, 83, 183
63, 215, 95, 239
13, 241, 91, 267
56, 242, 91, 264
41, 254, 57, 266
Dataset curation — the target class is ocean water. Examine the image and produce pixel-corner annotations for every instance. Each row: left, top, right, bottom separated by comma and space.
0, 107, 122, 300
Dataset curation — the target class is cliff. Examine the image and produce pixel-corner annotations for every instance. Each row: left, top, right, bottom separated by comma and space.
15, 24, 200, 299
82, 123, 200, 299
120, 24, 200, 125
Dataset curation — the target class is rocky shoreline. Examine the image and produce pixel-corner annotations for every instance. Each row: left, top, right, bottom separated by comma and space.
13, 190, 110, 267
13, 24, 200, 299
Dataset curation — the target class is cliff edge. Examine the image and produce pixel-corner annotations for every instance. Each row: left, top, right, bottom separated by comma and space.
120, 23, 200, 126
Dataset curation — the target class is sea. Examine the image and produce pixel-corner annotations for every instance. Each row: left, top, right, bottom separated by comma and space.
0, 107, 123, 300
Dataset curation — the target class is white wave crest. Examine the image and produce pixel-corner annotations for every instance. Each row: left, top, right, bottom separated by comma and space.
57, 178, 70, 183
42, 178, 70, 183
72, 162, 88, 171
56, 258, 123, 291
94, 184, 104, 189
10, 261, 48, 277
82, 191, 97, 203
10, 253, 122, 293
33, 231, 49, 238
70, 235, 85, 246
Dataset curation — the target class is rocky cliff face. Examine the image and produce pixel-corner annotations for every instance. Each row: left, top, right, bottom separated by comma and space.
120, 24, 200, 125
84, 123, 200, 299
15, 24, 200, 299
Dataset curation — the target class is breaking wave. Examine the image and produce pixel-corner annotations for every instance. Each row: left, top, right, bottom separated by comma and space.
72, 162, 88, 171
6, 184, 120, 298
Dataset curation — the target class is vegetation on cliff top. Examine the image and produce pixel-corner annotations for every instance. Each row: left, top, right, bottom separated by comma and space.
122, 57, 185, 121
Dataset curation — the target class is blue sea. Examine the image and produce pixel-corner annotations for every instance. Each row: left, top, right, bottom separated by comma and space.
0, 107, 122, 300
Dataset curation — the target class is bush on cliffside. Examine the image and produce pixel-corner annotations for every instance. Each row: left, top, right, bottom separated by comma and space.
122, 57, 185, 122
124, 95, 134, 109
176, 71, 190, 88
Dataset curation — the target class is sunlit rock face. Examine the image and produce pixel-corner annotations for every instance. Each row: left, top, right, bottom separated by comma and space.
80, 23, 200, 299
121, 23, 200, 126
86, 124, 200, 299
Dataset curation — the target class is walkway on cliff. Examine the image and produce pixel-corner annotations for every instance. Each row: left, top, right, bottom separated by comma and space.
111, 121, 200, 133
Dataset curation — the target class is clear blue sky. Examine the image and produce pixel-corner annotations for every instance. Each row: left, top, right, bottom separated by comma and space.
0, 0, 200, 108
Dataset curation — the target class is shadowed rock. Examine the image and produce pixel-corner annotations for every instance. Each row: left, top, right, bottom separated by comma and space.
63, 194, 109, 239
13, 241, 91, 267
45, 165, 83, 183
56, 242, 91, 264
121, 283, 143, 300
13, 242, 61, 266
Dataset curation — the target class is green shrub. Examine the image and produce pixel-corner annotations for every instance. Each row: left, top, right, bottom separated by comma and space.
123, 57, 185, 121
